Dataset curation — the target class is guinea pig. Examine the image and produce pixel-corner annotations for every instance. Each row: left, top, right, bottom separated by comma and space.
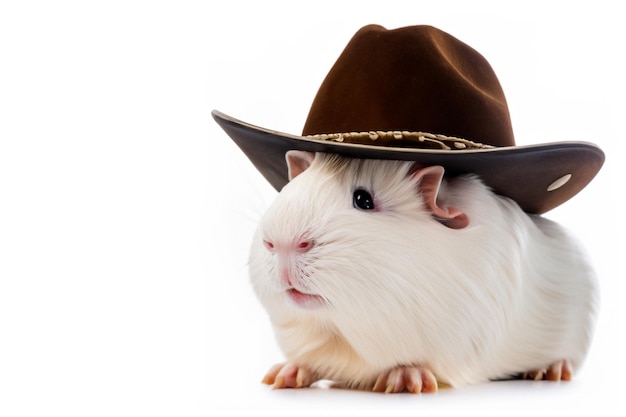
248, 150, 599, 393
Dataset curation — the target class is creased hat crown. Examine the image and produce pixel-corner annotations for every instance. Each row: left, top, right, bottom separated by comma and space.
302, 24, 515, 149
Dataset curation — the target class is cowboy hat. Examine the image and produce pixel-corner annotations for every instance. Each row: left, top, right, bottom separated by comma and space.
212, 24, 604, 214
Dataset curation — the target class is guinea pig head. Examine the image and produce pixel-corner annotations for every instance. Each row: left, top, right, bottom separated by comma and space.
248, 151, 470, 323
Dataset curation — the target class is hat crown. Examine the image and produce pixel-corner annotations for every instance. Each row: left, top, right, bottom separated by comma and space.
302, 25, 515, 148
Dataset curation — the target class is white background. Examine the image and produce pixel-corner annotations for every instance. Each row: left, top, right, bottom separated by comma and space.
0, 1, 624, 416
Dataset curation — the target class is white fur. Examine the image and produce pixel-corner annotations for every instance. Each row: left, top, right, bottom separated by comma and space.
248, 153, 599, 389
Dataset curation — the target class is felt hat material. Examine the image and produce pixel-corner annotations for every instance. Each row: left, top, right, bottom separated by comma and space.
212, 24, 604, 214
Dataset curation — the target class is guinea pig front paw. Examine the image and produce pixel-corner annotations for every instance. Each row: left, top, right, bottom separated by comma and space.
521, 359, 573, 381
372, 365, 438, 394
261, 362, 316, 389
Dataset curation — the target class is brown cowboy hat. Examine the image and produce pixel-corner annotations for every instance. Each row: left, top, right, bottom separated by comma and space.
212, 24, 604, 214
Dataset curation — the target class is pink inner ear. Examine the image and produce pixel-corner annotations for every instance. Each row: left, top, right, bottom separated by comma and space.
412, 166, 469, 230
286, 151, 315, 180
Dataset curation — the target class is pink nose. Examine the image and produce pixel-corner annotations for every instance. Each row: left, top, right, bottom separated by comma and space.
263, 238, 314, 254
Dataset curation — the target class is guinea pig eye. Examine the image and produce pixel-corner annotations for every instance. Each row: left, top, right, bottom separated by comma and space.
353, 189, 375, 210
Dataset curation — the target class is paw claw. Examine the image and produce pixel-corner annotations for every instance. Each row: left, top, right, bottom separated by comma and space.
273, 374, 285, 389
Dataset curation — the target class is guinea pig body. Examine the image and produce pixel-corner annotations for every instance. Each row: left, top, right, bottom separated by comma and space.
248, 152, 598, 392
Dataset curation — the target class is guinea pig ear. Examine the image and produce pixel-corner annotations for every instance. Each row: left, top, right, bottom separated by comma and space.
286, 150, 315, 181
412, 165, 469, 230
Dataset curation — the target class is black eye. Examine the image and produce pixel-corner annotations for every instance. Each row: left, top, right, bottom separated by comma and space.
353, 189, 375, 210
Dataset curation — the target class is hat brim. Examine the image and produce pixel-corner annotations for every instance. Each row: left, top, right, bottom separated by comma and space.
212, 110, 604, 214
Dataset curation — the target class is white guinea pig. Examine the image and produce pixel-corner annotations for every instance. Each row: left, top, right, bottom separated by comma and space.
248, 150, 599, 393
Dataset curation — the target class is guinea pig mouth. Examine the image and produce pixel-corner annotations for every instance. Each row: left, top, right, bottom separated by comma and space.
286, 288, 325, 308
